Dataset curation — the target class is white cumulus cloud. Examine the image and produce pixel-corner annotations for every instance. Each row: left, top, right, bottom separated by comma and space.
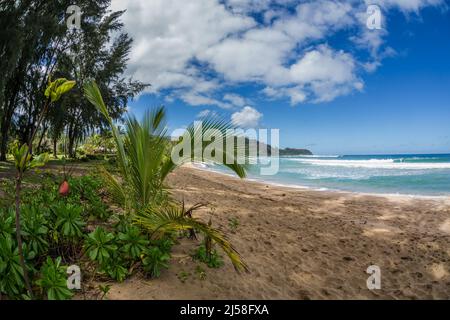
110, 0, 443, 107
223, 93, 247, 107
231, 106, 263, 128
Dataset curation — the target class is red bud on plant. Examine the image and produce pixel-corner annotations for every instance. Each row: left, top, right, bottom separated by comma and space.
59, 180, 70, 197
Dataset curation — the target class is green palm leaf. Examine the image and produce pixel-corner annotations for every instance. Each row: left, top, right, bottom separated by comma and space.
134, 204, 249, 273
84, 81, 128, 177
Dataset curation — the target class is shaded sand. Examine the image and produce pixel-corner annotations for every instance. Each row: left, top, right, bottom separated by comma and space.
105, 166, 450, 300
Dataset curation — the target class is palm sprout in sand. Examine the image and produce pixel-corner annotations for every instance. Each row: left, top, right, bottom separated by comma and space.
84, 81, 249, 272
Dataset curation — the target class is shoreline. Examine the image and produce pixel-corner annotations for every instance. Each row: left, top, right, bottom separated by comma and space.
189, 163, 450, 202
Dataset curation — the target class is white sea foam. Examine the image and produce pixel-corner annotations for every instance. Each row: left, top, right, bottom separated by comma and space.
287, 154, 340, 158
290, 158, 450, 169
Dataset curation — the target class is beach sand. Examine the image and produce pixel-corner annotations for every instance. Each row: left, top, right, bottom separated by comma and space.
106, 166, 450, 300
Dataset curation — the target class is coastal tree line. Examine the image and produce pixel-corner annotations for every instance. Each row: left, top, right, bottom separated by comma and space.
0, 0, 145, 160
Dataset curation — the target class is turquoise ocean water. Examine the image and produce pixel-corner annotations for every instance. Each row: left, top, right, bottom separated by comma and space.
204, 154, 450, 196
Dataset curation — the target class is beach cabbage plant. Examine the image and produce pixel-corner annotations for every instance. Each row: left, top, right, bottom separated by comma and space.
0, 235, 25, 297
35, 257, 73, 300
141, 247, 170, 278
84, 227, 117, 264
118, 225, 149, 260
21, 205, 49, 257
53, 203, 85, 241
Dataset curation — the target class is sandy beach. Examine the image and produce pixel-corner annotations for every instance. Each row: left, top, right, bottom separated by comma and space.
101, 166, 450, 300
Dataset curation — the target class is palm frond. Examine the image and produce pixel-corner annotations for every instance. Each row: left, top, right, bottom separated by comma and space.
97, 166, 128, 209
84, 81, 128, 177
134, 204, 249, 273
181, 117, 249, 178
160, 156, 177, 182
124, 111, 169, 208
149, 106, 167, 134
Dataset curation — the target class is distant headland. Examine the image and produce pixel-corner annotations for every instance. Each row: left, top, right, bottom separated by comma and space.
278, 148, 313, 156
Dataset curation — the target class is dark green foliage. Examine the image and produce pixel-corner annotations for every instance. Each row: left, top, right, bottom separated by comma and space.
86, 197, 111, 221
103, 258, 128, 282
0, 208, 14, 238
35, 257, 73, 300
114, 214, 133, 233
0, 235, 25, 297
84, 227, 117, 264
0, 170, 217, 298
69, 175, 111, 220
53, 203, 85, 241
0, 0, 145, 160
0, 173, 131, 299
151, 237, 174, 255
193, 243, 224, 269
279, 148, 313, 156
142, 247, 170, 278
21, 205, 49, 257
118, 225, 149, 260
70, 175, 102, 199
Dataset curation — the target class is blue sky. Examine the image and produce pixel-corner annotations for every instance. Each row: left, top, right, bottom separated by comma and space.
113, 0, 450, 155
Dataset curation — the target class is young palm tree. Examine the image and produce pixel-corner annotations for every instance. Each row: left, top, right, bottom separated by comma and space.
84, 81, 249, 272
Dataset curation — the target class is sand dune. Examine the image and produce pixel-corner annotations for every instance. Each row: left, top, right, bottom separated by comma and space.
106, 166, 450, 300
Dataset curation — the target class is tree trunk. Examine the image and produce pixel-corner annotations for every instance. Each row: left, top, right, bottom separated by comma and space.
67, 133, 73, 158
0, 102, 15, 161
53, 137, 58, 158
0, 126, 8, 161
36, 124, 48, 154
67, 120, 79, 159
0, 91, 18, 161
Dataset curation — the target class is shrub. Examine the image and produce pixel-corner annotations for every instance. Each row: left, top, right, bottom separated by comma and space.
24, 181, 58, 208
84, 227, 117, 264
68, 175, 111, 221
151, 237, 174, 254
0, 235, 25, 298
103, 257, 128, 282
193, 243, 224, 269
36, 257, 73, 300
84, 226, 131, 282
118, 226, 149, 260
69, 176, 100, 200
0, 208, 14, 238
85, 197, 111, 221
53, 203, 85, 241
142, 247, 170, 278
21, 205, 49, 257
113, 215, 133, 233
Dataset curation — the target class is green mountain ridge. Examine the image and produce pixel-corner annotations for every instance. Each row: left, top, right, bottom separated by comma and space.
244, 138, 313, 156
